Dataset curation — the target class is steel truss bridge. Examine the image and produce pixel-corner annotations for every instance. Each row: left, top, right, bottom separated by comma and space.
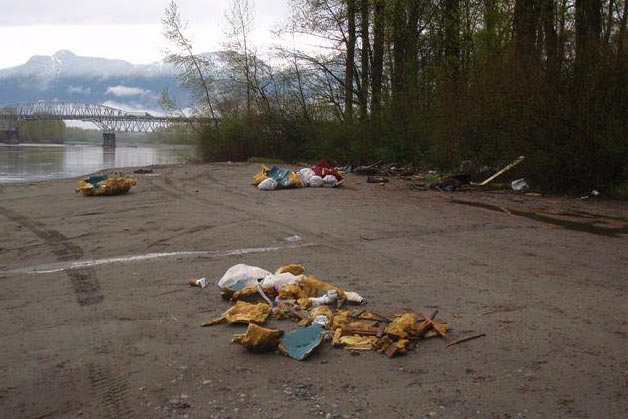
0, 102, 201, 146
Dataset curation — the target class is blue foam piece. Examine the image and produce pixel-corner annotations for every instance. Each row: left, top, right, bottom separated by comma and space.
280, 324, 325, 361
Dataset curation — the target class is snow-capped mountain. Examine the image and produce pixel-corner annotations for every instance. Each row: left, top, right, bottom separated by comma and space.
0, 50, 189, 111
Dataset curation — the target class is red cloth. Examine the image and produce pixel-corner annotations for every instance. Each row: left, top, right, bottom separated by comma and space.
311, 159, 343, 181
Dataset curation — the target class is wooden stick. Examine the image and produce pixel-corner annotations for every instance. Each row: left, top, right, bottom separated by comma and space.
446, 333, 486, 348
472, 156, 525, 186
369, 311, 393, 323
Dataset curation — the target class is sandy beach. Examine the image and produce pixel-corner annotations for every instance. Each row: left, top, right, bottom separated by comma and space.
1, 162, 626, 418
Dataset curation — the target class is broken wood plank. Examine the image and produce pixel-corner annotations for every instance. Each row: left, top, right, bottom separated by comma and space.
471, 156, 525, 186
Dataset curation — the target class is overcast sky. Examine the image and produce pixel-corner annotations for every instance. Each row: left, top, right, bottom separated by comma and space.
0, 0, 292, 69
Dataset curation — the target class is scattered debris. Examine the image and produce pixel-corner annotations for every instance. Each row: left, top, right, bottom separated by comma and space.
202, 301, 272, 326
133, 168, 154, 174
429, 177, 464, 192
75, 175, 137, 196
278, 323, 326, 360
232, 323, 284, 352
189, 277, 208, 288
201, 263, 461, 361
471, 156, 525, 186
445, 333, 486, 348
581, 189, 601, 200
511, 178, 529, 192
367, 176, 389, 184
283, 235, 302, 243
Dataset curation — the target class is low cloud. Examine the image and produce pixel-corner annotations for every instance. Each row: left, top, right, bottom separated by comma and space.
67, 85, 91, 95
105, 85, 150, 97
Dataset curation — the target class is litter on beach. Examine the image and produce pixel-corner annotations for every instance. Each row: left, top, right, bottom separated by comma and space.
75, 175, 137, 196
198, 263, 461, 361
252, 160, 343, 191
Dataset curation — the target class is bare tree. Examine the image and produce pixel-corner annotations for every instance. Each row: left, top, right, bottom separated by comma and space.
224, 0, 256, 114
162, 0, 219, 129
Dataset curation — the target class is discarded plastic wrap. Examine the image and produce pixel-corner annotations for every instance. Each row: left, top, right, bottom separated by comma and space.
202, 301, 271, 326
511, 178, 529, 192
323, 175, 338, 188
75, 175, 137, 196
232, 323, 284, 352
252, 165, 304, 189
309, 175, 324, 187
257, 178, 278, 191
299, 168, 315, 185
217, 264, 272, 289
278, 323, 325, 360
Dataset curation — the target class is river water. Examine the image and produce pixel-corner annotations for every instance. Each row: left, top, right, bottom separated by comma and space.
0, 144, 189, 183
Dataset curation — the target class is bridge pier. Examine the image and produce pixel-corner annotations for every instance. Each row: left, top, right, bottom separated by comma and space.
1, 129, 19, 144
102, 132, 116, 148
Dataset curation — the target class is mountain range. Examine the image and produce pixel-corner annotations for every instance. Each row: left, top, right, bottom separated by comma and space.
0, 50, 195, 112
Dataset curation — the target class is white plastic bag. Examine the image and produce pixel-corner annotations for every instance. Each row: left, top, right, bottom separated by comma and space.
308, 175, 324, 187
323, 175, 338, 187
217, 264, 272, 288
257, 178, 278, 191
299, 168, 315, 185
511, 178, 529, 192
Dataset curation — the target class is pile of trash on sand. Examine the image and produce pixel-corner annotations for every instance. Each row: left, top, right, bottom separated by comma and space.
253, 159, 344, 191
194, 264, 484, 361
75, 174, 137, 196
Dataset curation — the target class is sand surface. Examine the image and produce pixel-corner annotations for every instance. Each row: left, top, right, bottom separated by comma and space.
1, 162, 626, 419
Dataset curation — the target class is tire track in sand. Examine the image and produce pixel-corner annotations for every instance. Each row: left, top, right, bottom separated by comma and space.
0, 206, 102, 306
0, 206, 137, 419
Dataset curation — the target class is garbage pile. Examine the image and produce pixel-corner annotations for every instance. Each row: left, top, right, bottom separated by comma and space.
253, 160, 344, 191
75, 175, 137, 196
352, 156, 531, 193
199, 264, 451, 361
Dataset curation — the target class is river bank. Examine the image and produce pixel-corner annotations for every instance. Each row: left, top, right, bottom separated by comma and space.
1, 162, 626, 418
